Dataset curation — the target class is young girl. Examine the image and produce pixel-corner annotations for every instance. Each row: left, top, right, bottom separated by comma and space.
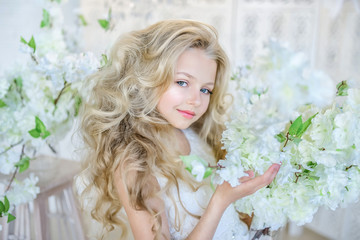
77, 19, 280, 240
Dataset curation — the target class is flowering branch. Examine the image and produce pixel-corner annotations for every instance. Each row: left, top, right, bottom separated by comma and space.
252, 228, 270, 240
31, 53, 39, 65
207, 163, 225, 170
217, 41, 360, 233
54, 81, 70, 106
294, 165, 302, 184
346, 165, 354, 171
0, 140, 23, 155
47, 143, 57, 154
5, 145, 25, 193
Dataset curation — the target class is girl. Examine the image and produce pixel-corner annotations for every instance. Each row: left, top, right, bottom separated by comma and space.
77, 19, 280, 240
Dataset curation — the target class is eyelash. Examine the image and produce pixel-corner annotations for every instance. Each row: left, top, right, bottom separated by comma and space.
176, 81, 213, 95
200, 88, 213, 95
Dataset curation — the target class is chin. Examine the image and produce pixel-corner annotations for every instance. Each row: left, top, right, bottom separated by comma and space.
170, 121, 193, 130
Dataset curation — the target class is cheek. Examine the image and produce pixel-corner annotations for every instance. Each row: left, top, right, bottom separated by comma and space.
157, 88, 182, 111
199, 97, 211, 114
162, 87, 184, 104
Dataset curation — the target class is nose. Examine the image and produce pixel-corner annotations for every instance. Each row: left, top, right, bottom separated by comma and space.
187, 88, 201, 106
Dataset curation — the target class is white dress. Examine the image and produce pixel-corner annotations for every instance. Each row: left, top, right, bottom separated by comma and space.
156, 128, 250, 240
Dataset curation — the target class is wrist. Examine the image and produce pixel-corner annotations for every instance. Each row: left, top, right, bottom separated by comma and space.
210, 188, 230, 213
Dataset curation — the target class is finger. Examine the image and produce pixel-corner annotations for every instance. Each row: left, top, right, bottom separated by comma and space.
239, 176, 253, 183
245, 170, 254, 178
238, 164, 280, 194
239, 170, 255, 183
253, 164, 280, 189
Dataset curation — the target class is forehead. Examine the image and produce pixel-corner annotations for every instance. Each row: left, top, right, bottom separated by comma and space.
175, 48, 217, 83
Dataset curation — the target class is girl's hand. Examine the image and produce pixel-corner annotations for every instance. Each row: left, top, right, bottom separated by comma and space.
186, 164, 280, 240
214, 163, 280, 210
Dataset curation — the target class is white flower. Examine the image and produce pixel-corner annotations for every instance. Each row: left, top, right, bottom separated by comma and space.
309, 105, 339, 148
332, 111, 357, 149
191, 161, 206, 182
6, 173, 40, 206
0, 0, 100, 208
0, 73, 10, 99
0, 150, 20, 175
346, 88, 360, 112
342, 167, 360, 206
217, 40, 360, 230
216, 156, 247, 187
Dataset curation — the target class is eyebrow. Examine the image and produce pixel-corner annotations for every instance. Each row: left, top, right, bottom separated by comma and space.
176, 72, 214, 86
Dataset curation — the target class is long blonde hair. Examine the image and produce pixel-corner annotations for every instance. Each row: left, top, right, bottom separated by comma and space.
77, 19, 231, 239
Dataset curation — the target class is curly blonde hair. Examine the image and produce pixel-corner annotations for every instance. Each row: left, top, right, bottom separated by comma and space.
77, 19, 231, 239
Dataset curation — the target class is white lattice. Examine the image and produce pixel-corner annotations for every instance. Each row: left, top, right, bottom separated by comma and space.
80, 0, 359, 83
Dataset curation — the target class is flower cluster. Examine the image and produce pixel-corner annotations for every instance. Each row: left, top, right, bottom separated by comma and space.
0, 0, 99, 224
216, 40, 360, 230
180, 155, 213, 182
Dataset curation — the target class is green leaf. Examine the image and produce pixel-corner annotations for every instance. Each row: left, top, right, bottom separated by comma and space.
29, 129, 41, 138
0, 99, 7, 108
42, 130, 51, 139
28, 116, 50, 139
78, 14, 87, 26
203, 168, 213, 179
307, 161, 318, 168
15, 156, 30, 173
99, 8, 112, 30
0, 201, 5, 212
4, 196, 10, 212
28, 36, 36, 53
21, 36, 37, 53
101, 54, 108, 66
14, 77, 23, 89
288, 114, 317, 139
336, 80, 349, 96
297, 113, 318, 137
40, 9, 51, 28
7, 213, 16, 223
308, 176, 320, 181
35, 116, 46, 133
74, 95, 82, 117
288, 116, 303, 136
98, 19, 109, 30
180, 155, 209, 177
180, 155, 192, 172
20, 36, 27, 44
275, 132, 286, 143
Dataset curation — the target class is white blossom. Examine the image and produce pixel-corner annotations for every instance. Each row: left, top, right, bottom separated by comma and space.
6, 173, 40, 206
191, 161, 206, 182
0, 0, 100, 209
218, 40, 360, 230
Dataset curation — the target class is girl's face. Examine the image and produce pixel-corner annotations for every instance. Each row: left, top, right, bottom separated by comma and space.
157, 48, 217, 129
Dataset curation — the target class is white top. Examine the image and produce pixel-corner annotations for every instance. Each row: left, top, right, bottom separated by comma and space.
156, 128, 250, 240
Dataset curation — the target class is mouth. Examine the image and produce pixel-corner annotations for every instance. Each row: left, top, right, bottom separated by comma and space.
177, 109, 195, 119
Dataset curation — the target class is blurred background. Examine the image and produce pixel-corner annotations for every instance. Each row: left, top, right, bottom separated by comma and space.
0, 0, 359, 239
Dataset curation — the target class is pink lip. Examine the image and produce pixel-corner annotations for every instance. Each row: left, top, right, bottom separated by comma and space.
177, 109, 195, 119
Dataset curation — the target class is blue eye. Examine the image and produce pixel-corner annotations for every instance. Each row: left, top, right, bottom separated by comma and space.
177, 81, 188, 87
200, 88, 213, 95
